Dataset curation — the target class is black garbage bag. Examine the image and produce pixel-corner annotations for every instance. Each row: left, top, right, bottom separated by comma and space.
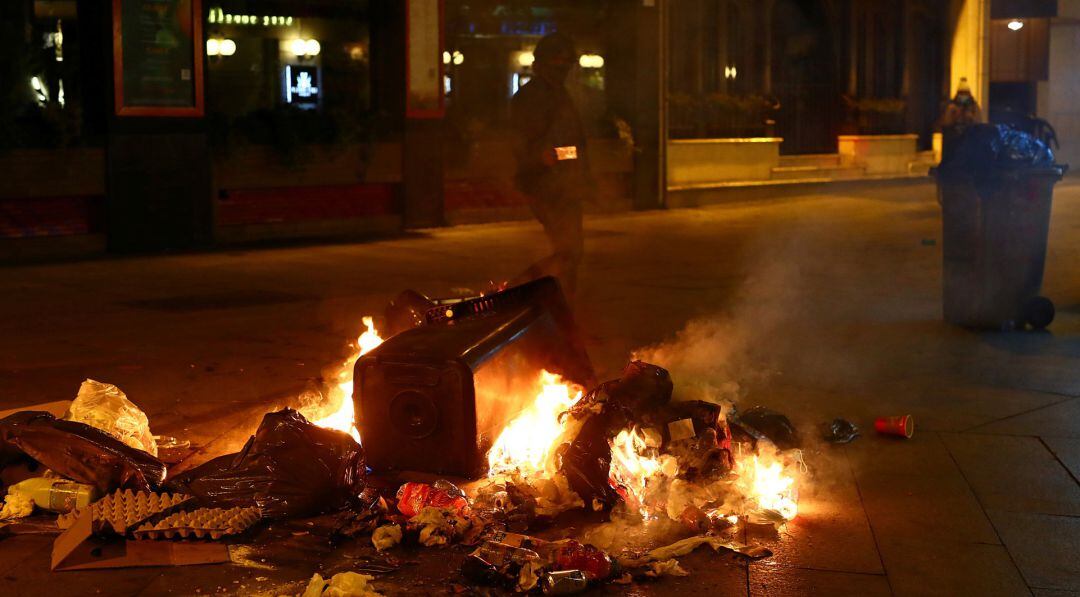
558, 414, 621, 510
0, 411, 165, 492
609, 361, 674, 417
731, 406, 800, 451
940, 124, 1055, 179
167, 409, 366, 519
558, 361, 675, 511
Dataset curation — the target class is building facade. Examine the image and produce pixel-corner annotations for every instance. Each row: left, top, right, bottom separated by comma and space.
0, 0, 1056, 260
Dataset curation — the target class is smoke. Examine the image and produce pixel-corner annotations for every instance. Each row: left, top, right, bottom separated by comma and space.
632, 234, 807, 407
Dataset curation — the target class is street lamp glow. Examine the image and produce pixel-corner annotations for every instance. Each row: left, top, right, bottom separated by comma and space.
1008, 19, 1024, 31
518, 51, 535, 67
452, 51, 464, 65
304, 39, 321, 57
579, 54, 604, 69
206, 38, 220, 56
220, 39, 236, 56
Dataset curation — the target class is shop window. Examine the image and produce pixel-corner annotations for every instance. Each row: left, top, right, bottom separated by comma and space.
0, 1, 85, 149
204, 2, 373, 151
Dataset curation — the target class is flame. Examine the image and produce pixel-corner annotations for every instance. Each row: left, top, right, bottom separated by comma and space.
486, 371, 583, 476
734, 452, 799, 520
309, 316, 383, 442
608, 427, 678, 517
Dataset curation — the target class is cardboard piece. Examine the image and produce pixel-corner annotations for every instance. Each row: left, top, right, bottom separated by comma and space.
52, 511, 229, 571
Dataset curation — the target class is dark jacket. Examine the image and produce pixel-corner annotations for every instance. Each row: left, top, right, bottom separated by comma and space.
510, 75, 589, 197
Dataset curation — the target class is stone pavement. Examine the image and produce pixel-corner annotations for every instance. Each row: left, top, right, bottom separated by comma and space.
1, 180, 1079, 595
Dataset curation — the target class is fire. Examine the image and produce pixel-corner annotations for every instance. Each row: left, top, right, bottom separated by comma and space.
486, 371, 583, 476
308, 316, 383, 442
734, 452, 799, 520
608, 427, 676, 517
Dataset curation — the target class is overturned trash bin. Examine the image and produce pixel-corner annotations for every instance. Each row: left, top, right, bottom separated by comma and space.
933, 124, 1067, 330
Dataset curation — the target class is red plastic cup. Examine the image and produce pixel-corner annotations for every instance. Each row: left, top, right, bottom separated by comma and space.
875, 415, 914, 439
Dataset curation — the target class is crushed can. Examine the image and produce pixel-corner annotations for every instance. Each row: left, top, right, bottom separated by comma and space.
542, 570, 589, 594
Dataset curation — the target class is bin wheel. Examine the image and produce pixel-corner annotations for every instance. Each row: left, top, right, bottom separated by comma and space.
1023, 296, 1055, 330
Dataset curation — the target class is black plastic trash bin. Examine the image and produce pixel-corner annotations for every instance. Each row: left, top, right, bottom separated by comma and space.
934, 164, 1066, 329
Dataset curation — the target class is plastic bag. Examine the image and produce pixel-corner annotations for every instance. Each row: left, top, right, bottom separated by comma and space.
65, 379, 157, 456
166, 409, 366, 519
940, 124, 1055, 179
822, 418, 860, 444
0, 411, 166, 492
732, 406, 800, 451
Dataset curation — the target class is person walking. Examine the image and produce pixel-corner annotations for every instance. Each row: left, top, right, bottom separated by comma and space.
509, 32, 589, 299
940, 77, 982, 158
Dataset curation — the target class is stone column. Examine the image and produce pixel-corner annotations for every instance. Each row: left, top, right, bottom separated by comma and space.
949, 0, 990, 113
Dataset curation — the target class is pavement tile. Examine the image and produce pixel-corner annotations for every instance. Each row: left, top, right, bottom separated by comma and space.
972, 398, 1080, 439
878, 538, 1031, 597
849, 434, 1000, 545
942, 433, 1080, 516
917, 385, 1071, 433
1032, 590, 1080, 597
750, 449, 883, 575
749, 565, 890, 597
0, 535, 51, 577
1042, 437, 1080, 483
988, 510, 1080, 592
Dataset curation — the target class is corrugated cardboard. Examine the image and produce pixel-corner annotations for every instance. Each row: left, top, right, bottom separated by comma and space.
51, 511, 229, 571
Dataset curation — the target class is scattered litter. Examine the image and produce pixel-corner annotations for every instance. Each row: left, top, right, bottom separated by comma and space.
166, 409, 366, 519
620, 535, 772, 568
407, 506, 472, 547
643, 559, 689, 578
541, 569, 588, 593
371, 524, 402, 551
822, 418, 860, 444
65, 379, 158, 456
732, 406, 801, 451
396, 481, 470, 517
301, 571, 384, 597
0, 411, 165, 493
0, 491, 35, 521
133, 506, 262, 540
8, 477, 98, 513
874, 415, 914, 439
154, 435, 192, 464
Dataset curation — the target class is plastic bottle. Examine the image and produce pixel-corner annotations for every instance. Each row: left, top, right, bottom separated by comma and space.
9, 477, 99, 513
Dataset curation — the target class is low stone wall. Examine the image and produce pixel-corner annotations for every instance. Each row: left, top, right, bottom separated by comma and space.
666, 137, 783, 188
838, 134, 919, 175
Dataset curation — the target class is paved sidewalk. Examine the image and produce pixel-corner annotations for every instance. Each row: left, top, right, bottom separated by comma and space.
1, 180, 1079, 595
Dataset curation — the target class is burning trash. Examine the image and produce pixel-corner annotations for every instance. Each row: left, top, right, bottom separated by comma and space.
0, 277, 813, 592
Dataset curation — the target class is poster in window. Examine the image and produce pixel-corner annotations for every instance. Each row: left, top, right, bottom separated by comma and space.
113, 0, 204, 116
406, 0, 444, 118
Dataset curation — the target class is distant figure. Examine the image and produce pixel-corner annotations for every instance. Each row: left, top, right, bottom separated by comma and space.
940, 78, 982, 157
509, 32, 589, 299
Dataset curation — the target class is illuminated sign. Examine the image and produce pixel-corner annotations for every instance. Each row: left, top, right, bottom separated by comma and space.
208, 7, 293, 26
284, 65, 319, 109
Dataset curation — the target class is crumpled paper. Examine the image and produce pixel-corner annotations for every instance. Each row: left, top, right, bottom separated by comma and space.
645, 559, 689, 578
371, 524, 402, 552
619, 535, 772, 567
301, 571, 383, 597
0, 491, 35, 521
408, 506, 471, 547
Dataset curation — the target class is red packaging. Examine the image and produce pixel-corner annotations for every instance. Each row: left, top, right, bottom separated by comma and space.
550, 540, 615, 582
396, 482, 470, 517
